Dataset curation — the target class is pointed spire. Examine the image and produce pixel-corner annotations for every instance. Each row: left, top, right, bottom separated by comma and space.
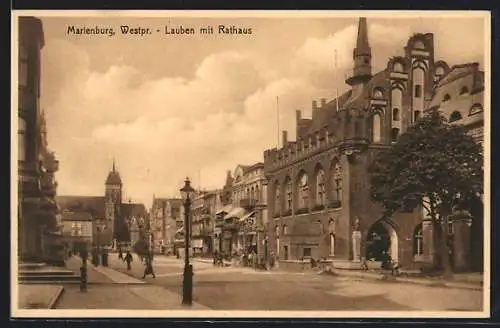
112, 158, 116, 172
346, 17, 372, 86
355, 17, 371, 56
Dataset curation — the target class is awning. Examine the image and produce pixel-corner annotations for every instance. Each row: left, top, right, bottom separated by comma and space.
224, 207, 246, 220
216, 205, 233, 215
239, 211, 255, 222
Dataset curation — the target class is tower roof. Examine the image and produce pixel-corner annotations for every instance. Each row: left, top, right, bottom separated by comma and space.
105, 159, 122, 185
355, 17, 371, 57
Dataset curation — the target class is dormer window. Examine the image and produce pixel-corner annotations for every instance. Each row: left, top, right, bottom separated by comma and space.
435, 66, 445, 77
393, 62, 404, 73
449, 111, 462, 123
469, 103, 483, 116
460, 86, 469, 95
373, 88, 384, 99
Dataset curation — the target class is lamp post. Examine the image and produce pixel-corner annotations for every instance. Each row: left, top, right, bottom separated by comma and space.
180, 177, 195, 305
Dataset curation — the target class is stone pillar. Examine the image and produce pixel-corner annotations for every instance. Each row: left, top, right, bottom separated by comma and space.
452, 212, 473, 272
422, 219, 436, 265
330, 234, 335, 256
352, 231, 362, 262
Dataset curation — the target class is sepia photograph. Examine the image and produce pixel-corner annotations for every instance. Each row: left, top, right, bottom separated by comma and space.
11, 10, 490, 318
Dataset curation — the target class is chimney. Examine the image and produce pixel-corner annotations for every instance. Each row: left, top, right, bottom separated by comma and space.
312, 100, 318, 110
282, 130, 288, 145
321, 98, 327, 107
296, 110, 302, 122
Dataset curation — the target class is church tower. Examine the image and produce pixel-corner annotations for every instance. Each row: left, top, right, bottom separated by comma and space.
105, 159, 123, 232
346, 17, 372, 87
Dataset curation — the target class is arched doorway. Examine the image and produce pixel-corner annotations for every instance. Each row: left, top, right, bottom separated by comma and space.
365, 220, 399, 262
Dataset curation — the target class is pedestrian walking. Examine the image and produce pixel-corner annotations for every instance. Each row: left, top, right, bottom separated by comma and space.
142, 253, 156, 279
124, 251, 133, 270
118, 248, 123, 260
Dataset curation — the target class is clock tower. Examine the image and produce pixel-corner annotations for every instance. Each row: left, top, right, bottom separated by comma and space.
105, 159, 123, 239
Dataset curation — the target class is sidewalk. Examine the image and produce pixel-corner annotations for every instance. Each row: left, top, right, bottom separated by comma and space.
65, 256, 115, 284
57, 257, 210, 310
320, 268, 483, 291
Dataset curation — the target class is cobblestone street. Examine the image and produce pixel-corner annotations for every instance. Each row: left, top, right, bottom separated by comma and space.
62, 253, 482, 312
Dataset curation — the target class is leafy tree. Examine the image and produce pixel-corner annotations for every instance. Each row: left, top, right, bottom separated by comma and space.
368, 109, 483, 276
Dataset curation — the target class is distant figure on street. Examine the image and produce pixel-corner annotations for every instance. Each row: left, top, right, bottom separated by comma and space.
124, 251, 133, 270
118, 248, 123, 260
361, 257, 369, 271
213, 251, 218, 267
142, 253, 156, 279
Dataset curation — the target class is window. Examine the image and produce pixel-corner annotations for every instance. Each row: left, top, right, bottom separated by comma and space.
435, 66, 445, 77
285, 177, 293, 212
449, 111, 462, 123
316, 169, 326, 206
372, 113, 381, 143
283, 245, 289, 260
413, 40, 425, 49
414, 85, 422, 98
354, 121, 361, 136
282, 225, 288, 235
19, 44, 28, 87
414, 110, 421, 122
469, 104, 483, 116
460, 86, 469, 95
298, 173, 309, 209
391, 128, 400, 143
373, 88, 384, 99
393, 62, 404, 73
303, 247, 312, 258
332, 163, 343, 204
392, 108, 400, 121
443, 94, 451, 102
447, 219, 454, 235
275, 225, 280, 238
18, 117, 26, 162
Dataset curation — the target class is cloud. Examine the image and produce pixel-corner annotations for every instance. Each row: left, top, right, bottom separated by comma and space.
41, 20, 484, 207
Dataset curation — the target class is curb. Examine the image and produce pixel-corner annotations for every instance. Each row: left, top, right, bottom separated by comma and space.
323, 270, 483, 291
47, 286, 65, 309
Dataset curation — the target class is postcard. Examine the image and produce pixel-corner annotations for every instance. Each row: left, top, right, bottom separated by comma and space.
11, 10, 490, 318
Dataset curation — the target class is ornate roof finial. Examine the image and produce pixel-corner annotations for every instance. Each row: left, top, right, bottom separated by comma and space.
112, 158, 116, 172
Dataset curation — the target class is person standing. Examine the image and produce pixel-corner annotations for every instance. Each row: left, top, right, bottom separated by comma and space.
142, 252, 156, 279
118, 248, 123, 260
124, 251, 133, 271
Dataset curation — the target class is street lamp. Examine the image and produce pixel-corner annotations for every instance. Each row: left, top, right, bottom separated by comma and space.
180, 177, 195, 305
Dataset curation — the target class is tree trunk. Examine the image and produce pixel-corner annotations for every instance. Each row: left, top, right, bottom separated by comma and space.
432, 215, 453, 280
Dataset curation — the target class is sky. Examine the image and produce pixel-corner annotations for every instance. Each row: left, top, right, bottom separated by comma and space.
37, 13, 487, 208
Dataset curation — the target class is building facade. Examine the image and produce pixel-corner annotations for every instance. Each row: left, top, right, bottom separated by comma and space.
57, 161, 147, 249
60, 210, 94, 246
150, 197, 182, 254
18, 16, 62, 262
191, 190, 220, 256
425, 63, 485, 272
214, 163, 268, 258
263, 17, 483, 270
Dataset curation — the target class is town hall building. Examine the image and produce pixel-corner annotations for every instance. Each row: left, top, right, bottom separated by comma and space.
263, 17, 484, 272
